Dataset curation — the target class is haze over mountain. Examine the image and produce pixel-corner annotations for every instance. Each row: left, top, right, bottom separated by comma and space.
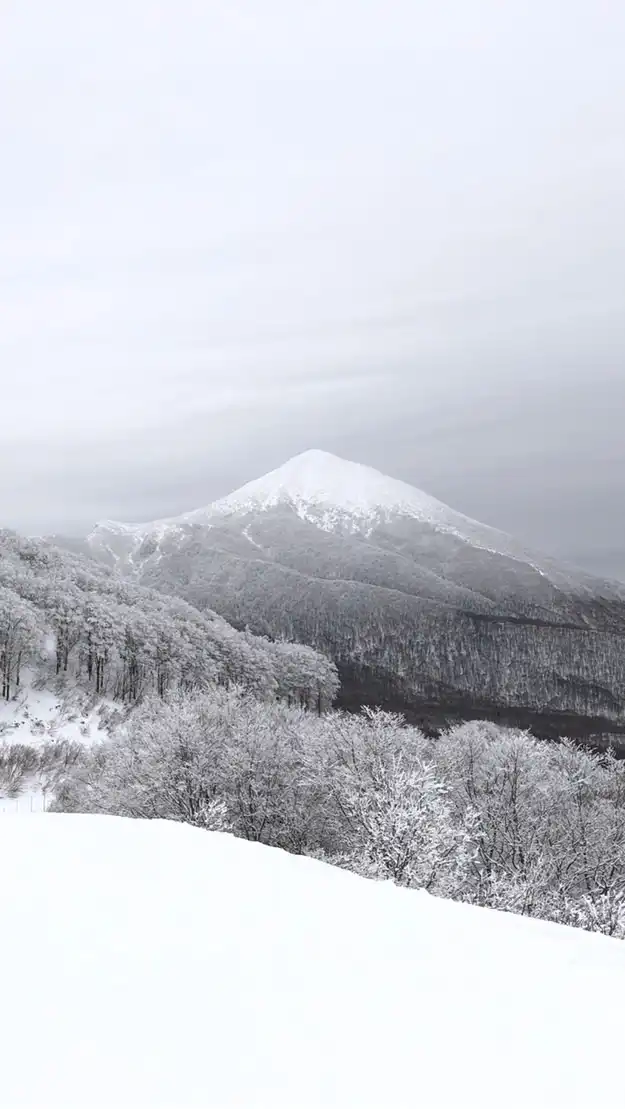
70, 450, 625, 742
3, 3, 625, 586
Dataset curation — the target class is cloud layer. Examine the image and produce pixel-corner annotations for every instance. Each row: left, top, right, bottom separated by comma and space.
1, 1, 624, 577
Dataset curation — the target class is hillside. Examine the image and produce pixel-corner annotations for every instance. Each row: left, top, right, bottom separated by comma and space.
1, 814, 623, 1108
0, 528, 339, 720
75, 451, 625, 740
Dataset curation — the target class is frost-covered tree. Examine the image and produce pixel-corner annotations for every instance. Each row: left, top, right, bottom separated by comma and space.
0, 530, 338, 708
270, 637, 340, 713
0, 587, 41, 699
432, 722, 625, 928
322, 708, 476, 894
54, 688, 332, 852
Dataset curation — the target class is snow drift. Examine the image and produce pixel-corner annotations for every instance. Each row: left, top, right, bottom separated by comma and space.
1, 815, 624, 1107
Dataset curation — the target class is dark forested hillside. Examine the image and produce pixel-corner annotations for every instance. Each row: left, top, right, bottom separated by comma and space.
131, 512, 625, 741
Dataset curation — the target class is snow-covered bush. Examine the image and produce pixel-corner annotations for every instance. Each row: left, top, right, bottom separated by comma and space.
554, 889, 625, 939
52, 696, 625, 938
432, 722, 625, 928
51, 688, 330, 849
0, 739, 86, 802
0, 743, 39, 798
322, 708, 477, 896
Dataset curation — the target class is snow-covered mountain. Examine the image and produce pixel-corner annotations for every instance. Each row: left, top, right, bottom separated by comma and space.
86, 448, 491, 565
93, 448, 476, 537
83, 450, 556, 569
209, 448, 485, 536
85, 448, 623, 593
69, 449, 625, 740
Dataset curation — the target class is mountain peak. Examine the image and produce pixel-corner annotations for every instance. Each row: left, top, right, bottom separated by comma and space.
80, 448, 624, 599
209, 448, 472, 536
87, 449, 517, 555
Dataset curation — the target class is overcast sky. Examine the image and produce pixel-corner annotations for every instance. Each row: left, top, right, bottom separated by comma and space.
1, 1, 624, 578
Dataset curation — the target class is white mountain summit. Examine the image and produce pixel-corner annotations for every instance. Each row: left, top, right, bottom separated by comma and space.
92, 449, 493, 542
86, 449, 601, 587
207, 449, 481, 536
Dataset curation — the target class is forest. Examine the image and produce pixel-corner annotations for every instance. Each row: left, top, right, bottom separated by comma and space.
140, 533, 625, 736
0, 530, 338, 709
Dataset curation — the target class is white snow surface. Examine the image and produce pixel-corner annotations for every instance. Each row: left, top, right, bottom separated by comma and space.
1, 814, 624, 1108
0, 788, 46, 814
0, 677, 119, 814
208, 448, 470, 531
0, 680, 113, 749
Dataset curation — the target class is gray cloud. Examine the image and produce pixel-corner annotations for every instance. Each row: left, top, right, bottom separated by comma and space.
1, 1, 624, 579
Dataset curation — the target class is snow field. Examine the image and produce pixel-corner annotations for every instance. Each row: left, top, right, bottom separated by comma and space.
1, 814, 624, 1108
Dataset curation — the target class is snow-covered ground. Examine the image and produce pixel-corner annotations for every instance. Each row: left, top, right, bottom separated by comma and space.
1, 814, 624, 1108
0, 678, 118, 814
0, 681, 113, 749
0, 789, 46, 814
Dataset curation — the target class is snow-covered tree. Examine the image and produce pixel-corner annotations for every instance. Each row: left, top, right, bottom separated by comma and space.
0, 586, 41, 699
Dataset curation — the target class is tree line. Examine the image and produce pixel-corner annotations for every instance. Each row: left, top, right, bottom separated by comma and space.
0, 530, 338, 709
140, 530, 625, 727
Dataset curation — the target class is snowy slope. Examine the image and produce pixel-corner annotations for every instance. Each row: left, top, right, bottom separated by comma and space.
202, 451, 618, 580
0, 790, 47, 814
1, 814, 624, 1108
0, 677, 119, 814
0, 681, 113, 749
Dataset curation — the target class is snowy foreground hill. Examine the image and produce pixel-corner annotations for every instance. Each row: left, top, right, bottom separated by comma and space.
2, 816, 625, 1108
